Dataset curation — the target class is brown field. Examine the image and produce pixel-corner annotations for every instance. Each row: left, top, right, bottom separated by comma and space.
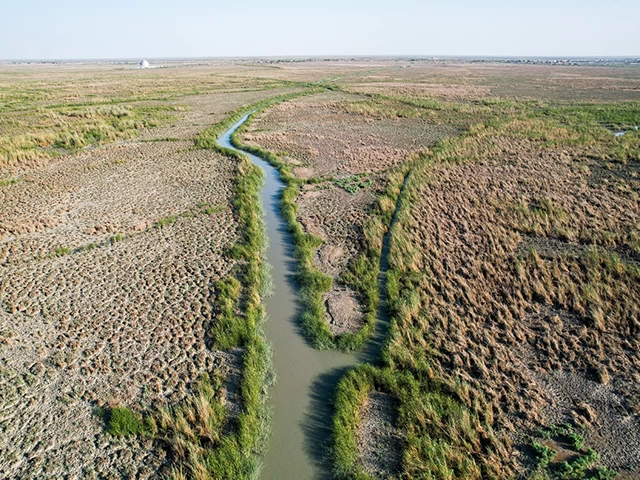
236, 61, 640, 478
0, 136, 239, 480
391, 139, 640, 472
0, 63, 298, 478
241, 91, 453, 335
1, 59, 639, 479
242, 91, 455, 179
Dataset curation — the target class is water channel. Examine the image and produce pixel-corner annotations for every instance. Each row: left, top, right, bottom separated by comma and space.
219, 115, 362, 479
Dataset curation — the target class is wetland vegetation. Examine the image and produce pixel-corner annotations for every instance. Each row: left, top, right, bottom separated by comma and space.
1, 59, 639, 479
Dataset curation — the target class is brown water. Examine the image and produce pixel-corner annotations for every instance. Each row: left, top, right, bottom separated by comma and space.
219, 115, 359, 479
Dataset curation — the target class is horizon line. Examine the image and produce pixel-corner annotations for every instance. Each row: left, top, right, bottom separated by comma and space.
2, 54, 640, 63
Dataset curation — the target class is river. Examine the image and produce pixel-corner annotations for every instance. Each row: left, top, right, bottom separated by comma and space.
219, 115, 359, 479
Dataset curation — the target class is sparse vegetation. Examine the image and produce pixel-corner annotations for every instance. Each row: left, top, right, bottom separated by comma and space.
529, 425, 618, 480
334, 174, 373, 194
154, 215, 178, 228
0, 65, 294, 478
0, 66, 295, 172
354, 90, 640, 477
0, 177, 20, 187
97, 103, 275, 477
199, 203, 226, 215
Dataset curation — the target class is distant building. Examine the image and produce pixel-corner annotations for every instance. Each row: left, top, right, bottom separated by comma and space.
140, 60, 150, 68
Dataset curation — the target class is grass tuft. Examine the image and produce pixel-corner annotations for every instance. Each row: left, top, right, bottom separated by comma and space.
104, 407, 148, 437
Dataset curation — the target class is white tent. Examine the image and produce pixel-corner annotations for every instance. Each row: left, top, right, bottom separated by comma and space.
140, 60, 150, 68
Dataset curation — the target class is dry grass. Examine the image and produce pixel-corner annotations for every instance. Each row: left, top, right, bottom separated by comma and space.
2, 59, 640, 479
0, 63, 297, 173
384, 106, 639, 476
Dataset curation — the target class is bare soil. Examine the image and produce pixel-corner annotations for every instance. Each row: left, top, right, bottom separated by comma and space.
324, 287, 363, 336
242, 91, 451, 336
0, 93, 249, 479
298, 183, 375, 275
242, 91, 453, 179
541, 370, 640, 472
356, 391, 403, 479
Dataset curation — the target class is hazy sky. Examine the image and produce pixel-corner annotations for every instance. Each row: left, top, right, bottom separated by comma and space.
2, 0, 638, 59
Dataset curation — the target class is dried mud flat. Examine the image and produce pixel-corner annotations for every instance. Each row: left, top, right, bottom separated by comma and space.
242, 91, 452, 179
356, 391, 403, 479
298, 184, 375, 334
138, 87, 302, 142
396, 138, 640, 474
0, 93, 257, 478
541, 370, 640, 471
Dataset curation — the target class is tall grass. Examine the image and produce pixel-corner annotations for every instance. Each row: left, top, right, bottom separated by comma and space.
331, 365, 501, 480
0, 104, 174, 169
334, 95, 640, 478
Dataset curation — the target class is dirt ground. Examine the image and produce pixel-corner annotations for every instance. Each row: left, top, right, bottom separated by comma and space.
2, 59, 639, 479
0, 85, 284, 478
242, 91, 451, 335
242, 91, 453, 179
355, 391, 403, 478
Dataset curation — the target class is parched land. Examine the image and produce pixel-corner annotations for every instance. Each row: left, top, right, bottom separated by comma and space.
389, 135, 640, 476
242, 92, 454, 179
241, 91, 453, 338
1, 59, 640, 480
0, 64, 298, 479
0, 140, 239, 478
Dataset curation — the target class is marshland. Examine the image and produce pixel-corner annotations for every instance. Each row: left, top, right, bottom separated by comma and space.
1, 58, 639, 480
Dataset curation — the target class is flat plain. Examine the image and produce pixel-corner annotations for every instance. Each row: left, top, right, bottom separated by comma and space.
238, 60, 640, 479
1, 59, 639, 480
0, 63, 300, 478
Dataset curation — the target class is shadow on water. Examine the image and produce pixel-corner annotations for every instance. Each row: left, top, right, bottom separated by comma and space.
302, 366, 355, 478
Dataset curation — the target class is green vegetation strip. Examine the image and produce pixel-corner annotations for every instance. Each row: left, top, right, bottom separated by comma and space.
331, 364, 503, 480
229, 114, 336, 349
99, 95, 317, 478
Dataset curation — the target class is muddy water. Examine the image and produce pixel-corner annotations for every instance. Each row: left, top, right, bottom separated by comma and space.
219, 115, 358, 479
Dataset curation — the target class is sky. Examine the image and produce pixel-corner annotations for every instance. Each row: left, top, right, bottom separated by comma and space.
2, 0, 639, 60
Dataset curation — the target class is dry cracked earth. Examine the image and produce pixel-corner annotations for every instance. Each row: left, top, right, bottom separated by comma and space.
0, 87, 294, 479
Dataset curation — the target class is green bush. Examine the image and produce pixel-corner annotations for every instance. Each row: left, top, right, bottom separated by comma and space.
154, 215, 177, 228
532, 441, 557, 468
